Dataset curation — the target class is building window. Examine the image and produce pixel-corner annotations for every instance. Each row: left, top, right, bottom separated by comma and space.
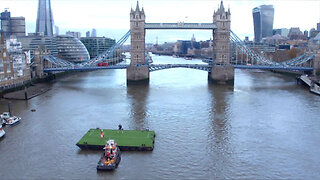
136, 22, 138, 27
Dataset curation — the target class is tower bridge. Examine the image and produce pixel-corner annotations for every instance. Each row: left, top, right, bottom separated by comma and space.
40, 1, 319, 84
128, 0, 233, 84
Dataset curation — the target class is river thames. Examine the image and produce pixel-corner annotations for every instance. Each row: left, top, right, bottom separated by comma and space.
0, 55, 320, 179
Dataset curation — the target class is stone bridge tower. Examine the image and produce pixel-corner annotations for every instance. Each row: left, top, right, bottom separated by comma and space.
127, 1, 149, 84
209, 0, 234, 84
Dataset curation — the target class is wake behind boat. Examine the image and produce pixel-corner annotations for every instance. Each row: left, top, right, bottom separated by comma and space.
97, 139, 121, 171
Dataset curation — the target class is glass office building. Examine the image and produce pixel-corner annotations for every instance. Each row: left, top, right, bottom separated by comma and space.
18, 34, 90, 63
253, 5, 274, 42
80, 37, 115, 59
18, 33, 58, 57
252, 7, 262, 42
36, 0, 54, 36
56, 36, 90, 63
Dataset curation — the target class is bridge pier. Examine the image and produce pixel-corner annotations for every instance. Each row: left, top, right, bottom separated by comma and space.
208, 66, 234, 85
126, 66, 149, 84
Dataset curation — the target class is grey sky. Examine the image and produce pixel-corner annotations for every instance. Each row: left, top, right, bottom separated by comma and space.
2, 0, 320, 43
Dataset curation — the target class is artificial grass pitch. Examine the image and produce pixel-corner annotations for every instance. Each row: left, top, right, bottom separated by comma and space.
76, 128, 155, 151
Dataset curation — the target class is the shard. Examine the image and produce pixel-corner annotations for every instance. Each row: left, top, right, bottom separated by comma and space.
36, 0, 54, 36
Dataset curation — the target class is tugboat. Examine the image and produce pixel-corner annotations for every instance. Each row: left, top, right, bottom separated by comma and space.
1, 112, 21, 126
0, 124, 5, 138
97, 139, 121, 171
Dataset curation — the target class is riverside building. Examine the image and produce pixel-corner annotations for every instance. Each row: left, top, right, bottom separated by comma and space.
0, 37, 31, 88
56, 36, 90, 63
0, 9, 26, 40
80, 37, 115, 59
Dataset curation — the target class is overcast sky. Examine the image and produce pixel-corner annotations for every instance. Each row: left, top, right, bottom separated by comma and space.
2, 0, 320, 43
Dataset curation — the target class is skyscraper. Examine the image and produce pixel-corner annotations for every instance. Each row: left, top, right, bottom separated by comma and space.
91, 28, 97, 37
252, 7, 261, 42
86, 31, 90, 37
55, 25, 59, 35
252, 5, 274, 42
36, 0, 54, 36
0, 9, 26, 39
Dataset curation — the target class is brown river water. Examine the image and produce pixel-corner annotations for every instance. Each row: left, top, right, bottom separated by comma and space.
0, 55, 319, 179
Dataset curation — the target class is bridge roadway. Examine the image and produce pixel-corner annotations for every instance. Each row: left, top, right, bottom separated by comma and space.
43, 64, 313, 73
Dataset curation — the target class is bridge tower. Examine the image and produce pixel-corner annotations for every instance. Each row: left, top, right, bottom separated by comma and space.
209, 0, 234, 84
127, 1, 149, 84
314, 50, 320, 76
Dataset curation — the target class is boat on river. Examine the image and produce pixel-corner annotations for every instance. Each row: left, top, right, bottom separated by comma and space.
1, 112, 21, 126
97, 139, 121, 171
2, 116, 21, 126
0, 124, 5, 138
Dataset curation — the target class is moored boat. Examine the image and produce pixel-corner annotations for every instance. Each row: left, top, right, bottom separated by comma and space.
0, 112, 10, 119
2, 116, 21, 126
1, 112, 21, 126
0, 124, 5, 138
310, 81, 320, 95
97, 139, 121, 171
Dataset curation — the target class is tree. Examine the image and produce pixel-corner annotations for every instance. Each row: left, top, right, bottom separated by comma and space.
288, 48, 298, 59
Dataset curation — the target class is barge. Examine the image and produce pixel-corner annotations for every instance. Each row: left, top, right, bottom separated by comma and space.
76, 128, 155, 151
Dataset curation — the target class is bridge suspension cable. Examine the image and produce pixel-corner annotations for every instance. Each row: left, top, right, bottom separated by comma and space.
42, 55, 75, 67
230, 30, 314, 67
42, 30, 131, 67
83, 30, 131, 66
230, 30, 280, 66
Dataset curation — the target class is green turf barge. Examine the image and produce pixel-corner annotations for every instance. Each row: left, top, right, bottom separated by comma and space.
76, 129, 155, 151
